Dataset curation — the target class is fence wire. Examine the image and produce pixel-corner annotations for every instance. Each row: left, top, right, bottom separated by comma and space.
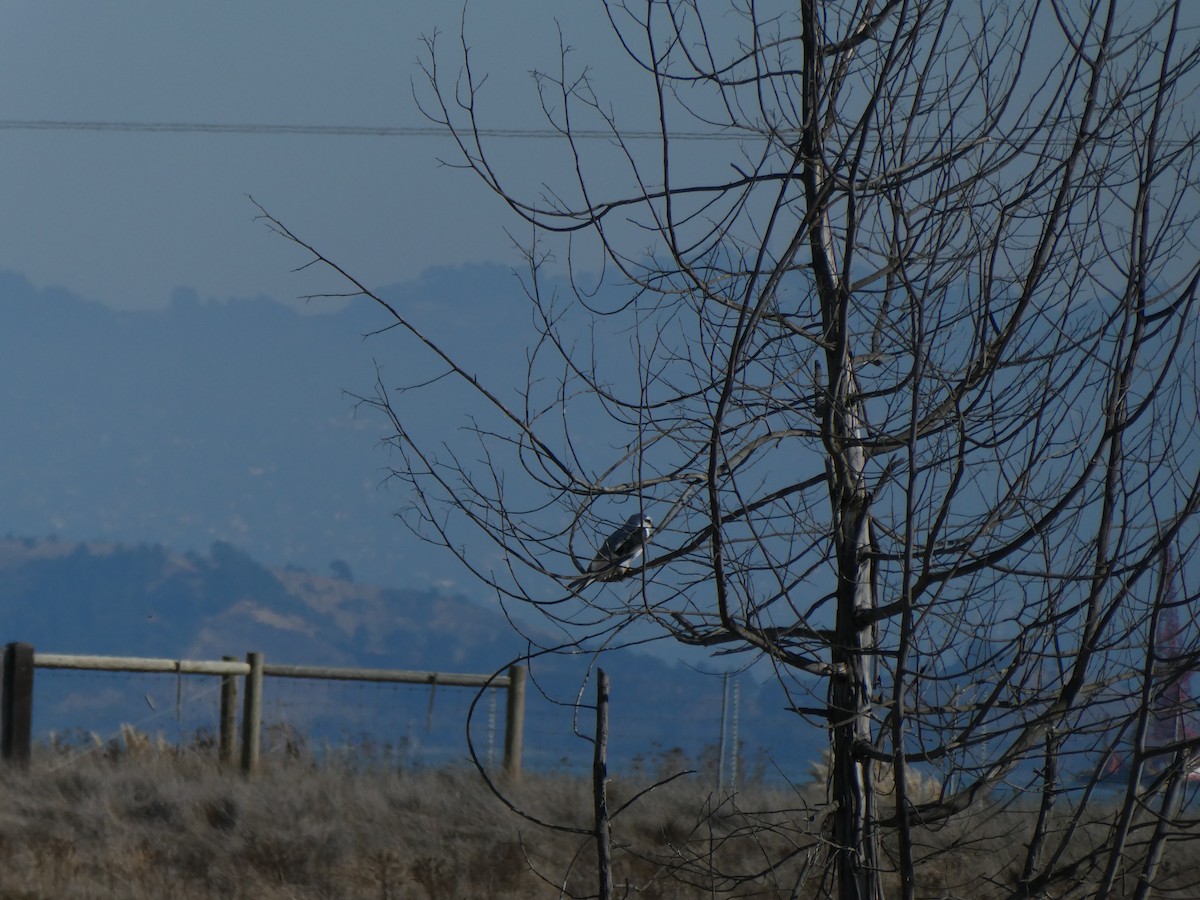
29, 667, 509, 770
20, 658, 793, 787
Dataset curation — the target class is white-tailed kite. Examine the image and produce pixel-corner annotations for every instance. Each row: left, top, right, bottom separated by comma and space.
569, 513, 653, 590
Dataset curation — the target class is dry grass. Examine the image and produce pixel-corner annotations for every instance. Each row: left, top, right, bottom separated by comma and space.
0, 743, 528, 900
2, 734, 1200, 899
0, 746, 805, 899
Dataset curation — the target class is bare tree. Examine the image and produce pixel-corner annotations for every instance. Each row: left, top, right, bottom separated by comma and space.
265, 1, 1200, 896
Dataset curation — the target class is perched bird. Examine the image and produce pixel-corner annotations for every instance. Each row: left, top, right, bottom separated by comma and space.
569, 513, 653, 590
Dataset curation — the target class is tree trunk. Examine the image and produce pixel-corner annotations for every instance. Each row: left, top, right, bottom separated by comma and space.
826, 375, 882, 900
800, 0, 882, 889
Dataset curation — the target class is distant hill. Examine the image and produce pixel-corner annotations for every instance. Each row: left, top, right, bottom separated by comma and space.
0, 536, 517, 670
0, 266, 531, 594
0, 536, 818, 778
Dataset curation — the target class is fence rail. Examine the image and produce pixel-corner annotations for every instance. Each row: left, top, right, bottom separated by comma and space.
34, 653, 251, 677
1, 643, 526, 777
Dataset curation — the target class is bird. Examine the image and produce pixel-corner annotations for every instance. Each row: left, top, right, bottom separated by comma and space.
569, 513, 653, 591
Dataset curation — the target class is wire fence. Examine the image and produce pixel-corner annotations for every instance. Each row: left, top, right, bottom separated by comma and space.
2, 646, 524, 777
31, 667, 514, 771
5, 644, 804, 788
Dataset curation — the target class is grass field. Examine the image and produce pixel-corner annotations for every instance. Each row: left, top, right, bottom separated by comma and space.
2, 732, 1199, 898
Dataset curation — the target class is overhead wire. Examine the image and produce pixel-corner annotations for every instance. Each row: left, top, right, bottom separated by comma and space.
0, 119, 1185, 151
0, 119, 743, 141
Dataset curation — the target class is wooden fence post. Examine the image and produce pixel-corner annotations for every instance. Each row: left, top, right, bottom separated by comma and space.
2, 642, 34, 767
594, 669, 613, 900
241, 651, 263, 776
219, 655, 238, 767
503, 664, 526, 780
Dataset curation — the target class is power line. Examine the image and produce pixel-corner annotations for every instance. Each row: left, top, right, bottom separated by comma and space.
0, 119, 743, 141
3, 119, 1185, 151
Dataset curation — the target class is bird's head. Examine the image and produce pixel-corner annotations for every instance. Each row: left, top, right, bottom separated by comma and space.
622, 513, 653, 537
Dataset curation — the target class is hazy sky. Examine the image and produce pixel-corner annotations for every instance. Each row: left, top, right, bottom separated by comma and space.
0, 2, 632, 310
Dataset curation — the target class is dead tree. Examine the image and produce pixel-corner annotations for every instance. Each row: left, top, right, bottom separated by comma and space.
266, 2, 1200, 896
